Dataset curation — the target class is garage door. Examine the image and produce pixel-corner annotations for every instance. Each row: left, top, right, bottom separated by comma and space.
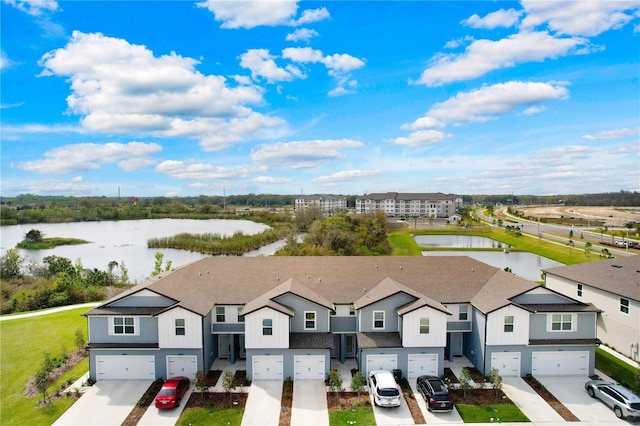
252, 355, 283, 380
407, 354, 438, 378
366, 354, 397, 375
96, 355, 155, 380
294, 355, 325, 380
532, 351, 588, 376
491, 352, 521, 377
167, 355, 197, 380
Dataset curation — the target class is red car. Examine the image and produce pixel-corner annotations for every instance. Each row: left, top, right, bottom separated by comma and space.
155, 376, 190, 409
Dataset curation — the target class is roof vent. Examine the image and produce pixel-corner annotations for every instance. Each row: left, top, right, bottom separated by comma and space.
399, 265, 403, 269
307, 275, 310, 280
199, 272, 202, 276
318, 278, 321, 283
611, 264, 622, 269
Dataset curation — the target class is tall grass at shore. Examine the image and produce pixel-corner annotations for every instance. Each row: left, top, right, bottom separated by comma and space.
148, 225, 291, 255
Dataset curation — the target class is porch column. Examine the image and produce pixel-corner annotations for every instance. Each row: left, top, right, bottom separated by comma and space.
340, 334, 346, 364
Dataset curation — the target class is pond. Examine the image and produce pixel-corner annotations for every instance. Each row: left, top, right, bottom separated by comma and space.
414, 235, 507, 248
422, 251, 563, 281
0, 219, 274, 284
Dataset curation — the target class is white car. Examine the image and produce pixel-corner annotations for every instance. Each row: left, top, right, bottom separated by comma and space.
368, 370, 401, 407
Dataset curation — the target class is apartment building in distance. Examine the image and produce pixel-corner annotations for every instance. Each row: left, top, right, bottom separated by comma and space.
355, 192, 463, 218
294, 194, 347, 213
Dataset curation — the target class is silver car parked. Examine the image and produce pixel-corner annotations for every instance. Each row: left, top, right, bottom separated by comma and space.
585, 379, 640, 420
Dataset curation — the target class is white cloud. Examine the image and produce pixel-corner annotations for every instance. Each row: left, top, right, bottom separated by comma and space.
253, 176, 292, 183
424, 81, 569, 124
251, 139, 364, 165
462, 8, 522, 29
27, 176, 98, 195
4, 0, 59, 16
0, 50, 15, 71
401, 116, 445, 131
520, 0, 640, 36
582, 127, 639, 140
156, 159, 267, 180
416, 31, 591, 87
313, 169, 380, 182
239, 49, 304, 82
392, 130, 447, 147
14, 142, 161, 174
38, 31, 282, 148
520, 105, 546, 115
285, 28, 319, 43
197, 1, 328, 29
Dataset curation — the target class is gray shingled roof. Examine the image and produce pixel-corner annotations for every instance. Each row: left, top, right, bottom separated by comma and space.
529, 338, 601, 346
517, 303, 601, 313
543, 256, 640, 302
356, 332, 402, 348
83, 306, 168, 316
93, 256, 539, 317
289, 332, 333, 349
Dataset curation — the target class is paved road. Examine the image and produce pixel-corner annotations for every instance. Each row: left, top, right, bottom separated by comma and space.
0, 302, 101, 321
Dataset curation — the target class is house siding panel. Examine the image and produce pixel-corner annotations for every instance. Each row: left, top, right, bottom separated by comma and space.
486, 305, 529, 346
330, 316, 356, 333
89, 348, 202, 381
88, 316, 158, 344
273, 293, 330, 332
359, 293, 415, 332
109, 290, 175, 307
359, 347, 445, 378
158, 307, 202, 349
510, 287, 571, 304
246, 349, 330, 380
402, 306, 447, 348
529, 312, 596, 340
467, 308, 486, 373
245, 307, 289, 349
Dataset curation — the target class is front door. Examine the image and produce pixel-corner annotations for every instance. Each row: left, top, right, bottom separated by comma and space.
345, 334, 355, 357
218, 335, 230, 358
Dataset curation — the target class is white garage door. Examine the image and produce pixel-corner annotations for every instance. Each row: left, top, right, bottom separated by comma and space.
167, 355, 197, 380
407, 354, 438, 378
252, 355, 283, 380
491, 352, 521, 377
366, 354, 397, 375
294, 355, 325, 380
532, 351, 588, 376
96, 355, 155, 380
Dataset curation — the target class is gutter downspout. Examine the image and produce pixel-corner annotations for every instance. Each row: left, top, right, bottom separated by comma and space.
483, 313, 488, 376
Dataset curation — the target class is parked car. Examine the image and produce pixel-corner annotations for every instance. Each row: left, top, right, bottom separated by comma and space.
155, 376, 190, 409
416, 375, 454, 412
585, 379, 640, 419
368, 370, 401, 407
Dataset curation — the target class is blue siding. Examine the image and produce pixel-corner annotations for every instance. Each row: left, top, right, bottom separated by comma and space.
88, 316, 158, 344
202, 311, 215, 373
486, 344, 595, 376
359, 293, 415, 332
359, 347, 445, 378
447, 321, 472, 331
109, 294, 176, 307
246, 349, 330, 380
529, 312, 597, 340
89, 348, 202, 381
330, 316, 357, 332
511, 292, 570, 305
212, 323, 245, 333
466, 308, 486, 373
273, 293, 330, 332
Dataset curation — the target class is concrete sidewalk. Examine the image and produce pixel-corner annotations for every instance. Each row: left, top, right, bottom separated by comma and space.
0, 302, 101, 321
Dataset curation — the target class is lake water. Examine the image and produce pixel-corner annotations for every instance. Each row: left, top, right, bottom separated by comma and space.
414, 235, 507, 248
0, 219, 273, 284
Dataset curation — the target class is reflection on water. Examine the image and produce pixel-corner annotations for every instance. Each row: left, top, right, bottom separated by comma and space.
414, 235, 507, 248
1, 219, 273, 284
422, 251, 562, 281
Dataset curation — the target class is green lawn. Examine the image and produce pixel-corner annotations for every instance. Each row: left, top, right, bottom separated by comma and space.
329, 407, 376, 425
176, 407, 244, 425
595, 347, 640, 393
0, 308, 90, 426
456, 404, 529, 423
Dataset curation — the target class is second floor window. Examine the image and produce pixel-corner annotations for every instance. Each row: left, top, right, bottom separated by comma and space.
459, 305, 468, 321
504, 315, 514, 332
550, 313, 573, 331
113, 317, 135, 335
349, 305, 356, 316
305, 311, 316, 330
237, 306, 244, 323
262, 319, 272, 335
419, 317, 430, 334
373, 311, 385, 329
175, 318, 185, 335
577, 284, 583, 297
620, 298, 629, 314
216, 307, 225, 323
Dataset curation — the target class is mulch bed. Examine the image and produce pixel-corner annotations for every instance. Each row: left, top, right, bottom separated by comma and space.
185, 391, 248, 410
326, 391, 370, 410
206, 370, 222, 386
24, 349, 87, 399
467, 367, 487, 384
444, 367, 459, 384
522, 375, 579, 421
400, 379, 426, 424
450, 388, 513, 405
279, 379, 293, 426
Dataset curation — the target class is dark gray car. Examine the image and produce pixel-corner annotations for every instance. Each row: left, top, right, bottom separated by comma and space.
416, 375, 453, 412
585, 379, 640, 419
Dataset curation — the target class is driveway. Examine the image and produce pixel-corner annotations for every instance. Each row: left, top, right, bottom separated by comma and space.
538, 376, 625, 423
137, 382, 194, 425
369, 387, 414, 425
409, 379, 463, 424
501, 376, 563, 423
291, 380, 329, 425
241, 380, 282, 426
53, 380, 152, 426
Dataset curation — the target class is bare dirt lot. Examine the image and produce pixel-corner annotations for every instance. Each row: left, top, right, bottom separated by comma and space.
518, 206, 640, 227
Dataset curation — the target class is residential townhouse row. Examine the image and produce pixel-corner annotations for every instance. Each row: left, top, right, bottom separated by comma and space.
84, 256, 602, 383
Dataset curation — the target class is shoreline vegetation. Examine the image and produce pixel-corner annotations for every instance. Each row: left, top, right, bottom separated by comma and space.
17, 237, 89, 250
147, 225, 291, 255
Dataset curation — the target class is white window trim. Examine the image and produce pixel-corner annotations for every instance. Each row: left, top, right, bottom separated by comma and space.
373, 310, 385, 330
504, 315, 514, 333
459, 304, 468, 321
175, 318, 185, 336
215, 306, 225, 323
419, 317, 430, 334
620, 298, 630, 315
237, 306, 245, 323
547, 313, 575, 332
304, 311, 317, 330
262, 318, 273, 336
109, 316, 139, 336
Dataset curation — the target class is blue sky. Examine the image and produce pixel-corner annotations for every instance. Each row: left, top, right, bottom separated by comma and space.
1, 0, 639, 198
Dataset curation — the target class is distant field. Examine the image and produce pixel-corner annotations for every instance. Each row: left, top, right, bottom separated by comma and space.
518, 206, 640, 227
